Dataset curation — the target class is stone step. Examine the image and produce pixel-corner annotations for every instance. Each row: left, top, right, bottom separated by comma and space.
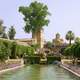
40, 59, 47, 64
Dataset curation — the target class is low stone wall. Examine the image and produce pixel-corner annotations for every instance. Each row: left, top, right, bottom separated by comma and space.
0, 59, 24, 71
0, 65, 24, 74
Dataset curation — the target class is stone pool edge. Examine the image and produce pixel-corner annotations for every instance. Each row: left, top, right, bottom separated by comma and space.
0, 65, 24, 74
60, 64, 80, 77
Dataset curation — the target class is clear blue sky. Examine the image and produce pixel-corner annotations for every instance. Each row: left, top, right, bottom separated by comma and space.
0, 0, 80, 41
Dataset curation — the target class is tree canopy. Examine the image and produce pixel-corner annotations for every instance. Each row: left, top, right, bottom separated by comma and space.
46, 41, 52, 49
0, 20, 4, 35
8, 26, 16, 40
19, 1, 50, 33
65, 30, 75, 45
0, 19, 8, 39
75, 37, 80, 44
63, 42, 80, 61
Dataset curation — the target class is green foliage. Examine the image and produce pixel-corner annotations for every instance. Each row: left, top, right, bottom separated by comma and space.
75, 37, 80, 44
31, 43, 39, 51
0, 39, 35, 61
60, 48, 66, 54
16, 44, 35, 58
25, 47, 35, 56
65, 30, 75, 45
0, 20, 7, 39
0, 43, 9, 61
63, 46, 72, 56
24, 56, 40, 64
46, 41, 52, 49
0, 20, 4, 35
73, 43, 80, 58
2, 32, 8, 39
0, 40, 11, 61
47, 56, 61, 64
8, 26, 16, 40
10, 42, 17, 59
19, 1, 50, 33
63, 42, 80, 59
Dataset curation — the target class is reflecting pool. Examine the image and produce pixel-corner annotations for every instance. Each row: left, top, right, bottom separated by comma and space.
0, 65, 80, 80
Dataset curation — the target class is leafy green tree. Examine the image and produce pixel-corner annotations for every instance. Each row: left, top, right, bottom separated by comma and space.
60, 47, 66, 55
0, 19, 7, 39
65, 30, 75, 45
71, 43, 80, 64
10, 42, 17, 59
19, 1, 50, 47
8, 26, 16, 40
2, 32, 8, 39
74, 43, 80, 58
75, 37, 80, 44
0, 19, 4, 35
64, 46, 72, 57
0, 42, 9, 61
63, 42, 80, 64
46, 41, 52, 49
31, 43, 39, 51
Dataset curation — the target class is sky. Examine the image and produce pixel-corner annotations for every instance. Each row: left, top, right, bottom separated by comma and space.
0, 0, 80, 42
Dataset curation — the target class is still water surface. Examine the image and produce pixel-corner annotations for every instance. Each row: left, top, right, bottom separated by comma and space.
0, 65, 80, 80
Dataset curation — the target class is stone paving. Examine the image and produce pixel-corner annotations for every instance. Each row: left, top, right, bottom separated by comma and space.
62, 63, 80, 75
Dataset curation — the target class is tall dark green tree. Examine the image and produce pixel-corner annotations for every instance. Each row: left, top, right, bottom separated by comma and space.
2, 33, 8, 39
0, 19, 4, 35
65, 30, 75, 45
19, 1, 50, 47
0, 19, 7, 39
0, 42, 9, 61
10, 42, 17, 59
8, 26, 16, 40
63, 42, 80, 64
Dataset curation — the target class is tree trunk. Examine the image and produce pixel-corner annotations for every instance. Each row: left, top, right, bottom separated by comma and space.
32, 31, 37, 44
32, 29, 44, 48
69, 39, 71, 45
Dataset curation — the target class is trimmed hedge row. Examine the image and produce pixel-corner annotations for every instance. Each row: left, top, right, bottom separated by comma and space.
47, 56, 61, 64
24, 56, 40, 64
0, 39, 35, 61
24, 55, 61, 64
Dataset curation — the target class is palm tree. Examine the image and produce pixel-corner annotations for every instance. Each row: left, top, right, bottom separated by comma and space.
65, 30, 75, 45
19, 1, 50, 48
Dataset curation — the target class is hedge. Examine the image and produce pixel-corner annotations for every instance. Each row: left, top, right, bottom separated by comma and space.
24, 56, 40, 64
47, 56, 61, 64
0, 39, 35, 61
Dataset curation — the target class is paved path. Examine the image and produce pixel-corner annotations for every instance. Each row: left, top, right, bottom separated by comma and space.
61, 63, 80, 77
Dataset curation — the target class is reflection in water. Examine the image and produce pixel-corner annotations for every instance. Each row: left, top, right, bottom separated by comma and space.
0, 65, 80, 80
